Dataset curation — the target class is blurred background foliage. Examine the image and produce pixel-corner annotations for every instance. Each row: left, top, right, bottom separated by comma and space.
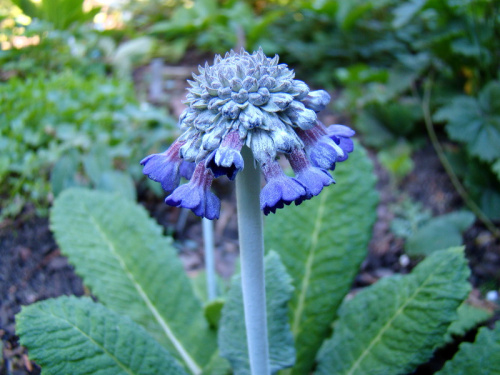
0, 0, 499, 225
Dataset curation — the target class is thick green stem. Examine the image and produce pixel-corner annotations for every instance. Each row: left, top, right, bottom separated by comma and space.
422, 78, 500, 238
202, 217, 217, 301
236, 146, 270, 375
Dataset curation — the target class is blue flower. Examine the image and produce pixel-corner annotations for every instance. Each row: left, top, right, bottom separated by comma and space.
141, 49, 355, 219
327, 125, 355, 162
287, 148, 334, 197
179, 160, 196, 180
165, 163, 220, 220
141, 140, 184, 192
260, 158, 309, 215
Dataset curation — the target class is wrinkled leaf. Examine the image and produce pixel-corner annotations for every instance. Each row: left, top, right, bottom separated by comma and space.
16, 296, 187, 375
317, 247, 471, 375
436, 323, 500, 375
435, 81, 500, 163
265, 142, 378, 375
444, 301, 493, 344
50, 188, 216, 373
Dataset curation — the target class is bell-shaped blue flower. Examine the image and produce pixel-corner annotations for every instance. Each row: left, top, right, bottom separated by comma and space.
287, 148, 334, 196
327, 125, 355, 162
165, 163, 220, 220
141, 140, 184, 192
260, 158, 309, 215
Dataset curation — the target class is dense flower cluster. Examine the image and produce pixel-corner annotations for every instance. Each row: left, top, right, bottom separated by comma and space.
141, 49, 354, 219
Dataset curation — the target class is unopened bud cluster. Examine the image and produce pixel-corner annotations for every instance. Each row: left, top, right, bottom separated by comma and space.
142, 49, 354, 219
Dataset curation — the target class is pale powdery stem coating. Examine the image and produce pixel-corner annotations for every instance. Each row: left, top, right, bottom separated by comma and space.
141, 48, 355, 219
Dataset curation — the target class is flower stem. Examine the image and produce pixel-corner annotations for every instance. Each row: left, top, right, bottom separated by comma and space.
236, 146, 270, 375
202, 217, 217, 301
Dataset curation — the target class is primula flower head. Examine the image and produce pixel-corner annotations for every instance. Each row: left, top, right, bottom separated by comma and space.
141, 48, 354, 219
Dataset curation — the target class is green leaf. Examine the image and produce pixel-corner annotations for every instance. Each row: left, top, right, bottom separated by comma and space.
219, 252, 295, 375
378, 141, 414, 181
435, 82, 500, 163
265, 143, 378, 375
95, 170, 137, 201
406, 211, 475, 256
316, 247, 471, 375
444, 302, 493, 344
50, 149, 84, 196
492, 159, 500, 182
16, 296, 187, 375
190, 270, 227, 304
82, 144, 113, 185
201, 352, 232, 375
436, 323, 500, 375
392, 0, 427, 29
204, 299, 225, 329
50, 188, 216, 374
354, 111, 395, 148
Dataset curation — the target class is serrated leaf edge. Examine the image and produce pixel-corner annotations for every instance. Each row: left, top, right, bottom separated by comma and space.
83, 202, 201, 375
345, 250, 461, 375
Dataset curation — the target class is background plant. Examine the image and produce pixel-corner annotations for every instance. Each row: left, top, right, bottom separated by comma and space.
0, 70, 174, 218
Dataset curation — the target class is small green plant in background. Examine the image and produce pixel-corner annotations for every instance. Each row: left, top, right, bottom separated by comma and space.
0, 71, 174, 218
16, 144, 498, 375
391, 198, 476, 257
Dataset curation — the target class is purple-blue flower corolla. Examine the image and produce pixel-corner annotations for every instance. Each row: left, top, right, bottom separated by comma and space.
141, 49, 354, 219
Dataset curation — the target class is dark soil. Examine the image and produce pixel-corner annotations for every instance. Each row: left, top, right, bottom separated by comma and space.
0, 215, 84, 375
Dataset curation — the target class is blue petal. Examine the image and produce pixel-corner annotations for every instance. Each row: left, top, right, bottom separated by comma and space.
260, 176, 308, 215
141, 153, 181, 192
326, 125, 355, 162
296, 167, 334, 196
308, 139, 338, 170
179, 161, 196, 179
336, 138, 354, 162
165, 183, 220, 220
327, 124, 356, 138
